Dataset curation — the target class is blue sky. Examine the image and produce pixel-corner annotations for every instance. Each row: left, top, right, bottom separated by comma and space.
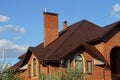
0, 0, 120, 64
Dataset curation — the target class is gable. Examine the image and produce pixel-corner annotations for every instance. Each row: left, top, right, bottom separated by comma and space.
28, 53, 38, 65
20, 49, 33, 67
106, 30, 120, 46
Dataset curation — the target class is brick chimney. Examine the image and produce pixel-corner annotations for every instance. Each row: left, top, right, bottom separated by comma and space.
63, 21, 67, 30
43, 12, 59, 47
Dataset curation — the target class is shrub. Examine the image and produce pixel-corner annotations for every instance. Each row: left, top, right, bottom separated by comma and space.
39, 69, 87, 80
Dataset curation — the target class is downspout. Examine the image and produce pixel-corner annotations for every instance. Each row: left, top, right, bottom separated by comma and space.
60, 60, 63, 71
103, 62, 108, 80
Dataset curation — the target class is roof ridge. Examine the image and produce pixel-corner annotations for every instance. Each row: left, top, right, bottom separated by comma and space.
102, 20, 120, 28
81, 19, 101, 28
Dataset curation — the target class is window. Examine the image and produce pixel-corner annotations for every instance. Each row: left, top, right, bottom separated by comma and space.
87, 61, 92, 74
75, 55, 83, 72
65, 60, 70, 72
33, 58, 37, 76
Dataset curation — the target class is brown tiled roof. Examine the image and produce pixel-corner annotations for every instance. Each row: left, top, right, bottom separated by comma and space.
101, 21, 120, 35
13, 48, 32, 68
30, 19, 102, 60
16, 19, 120, 68
12, 59, 23, 70
94, 21, 120, 40
33, 20, 120, 61
100, 21, 120, 41
18, 53, 25, 59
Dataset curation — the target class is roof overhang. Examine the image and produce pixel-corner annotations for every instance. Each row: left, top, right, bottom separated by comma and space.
20, 64, 27, 70
82, 43, 107, 62
94, 59, 105, 65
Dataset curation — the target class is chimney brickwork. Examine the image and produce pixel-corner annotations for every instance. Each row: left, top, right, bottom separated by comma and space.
43, 12, 59, 47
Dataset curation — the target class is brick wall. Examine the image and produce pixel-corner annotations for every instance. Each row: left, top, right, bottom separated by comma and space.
18, 31, 120, 80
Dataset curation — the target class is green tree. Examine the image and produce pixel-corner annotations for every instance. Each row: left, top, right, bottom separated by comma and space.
0, 64, 23, 80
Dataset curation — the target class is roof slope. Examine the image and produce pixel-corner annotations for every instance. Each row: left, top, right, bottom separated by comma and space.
47, 20, 101, 60
30, 19, 102, 61
100, 21, 120, 41
93, 21, 120, 40
12, 58, 24, 70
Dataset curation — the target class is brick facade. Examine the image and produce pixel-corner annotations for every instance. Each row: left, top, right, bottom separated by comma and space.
18, 31, 120, 80
13, 12, 120, 80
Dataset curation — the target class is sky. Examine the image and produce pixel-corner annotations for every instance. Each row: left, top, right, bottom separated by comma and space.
0, 0, 120, 64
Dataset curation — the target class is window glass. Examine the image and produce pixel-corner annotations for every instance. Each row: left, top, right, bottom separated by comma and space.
75, 55, 83, 72
33, 58, 37, 76
87, 61, 92, 74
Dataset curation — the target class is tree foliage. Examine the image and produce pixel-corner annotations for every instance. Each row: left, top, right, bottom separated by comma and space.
0, 64, 23, 80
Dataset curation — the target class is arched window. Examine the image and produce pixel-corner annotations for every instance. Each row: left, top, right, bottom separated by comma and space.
110, 47, 120, 79
33, 58, 37, 76
75, 55, 83, 72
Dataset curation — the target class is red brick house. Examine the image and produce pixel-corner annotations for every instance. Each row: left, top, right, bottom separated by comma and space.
13, 12, 120, 80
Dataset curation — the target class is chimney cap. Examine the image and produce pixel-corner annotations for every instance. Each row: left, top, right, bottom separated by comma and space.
43, 12, 58, 16
64, 21, 67, 23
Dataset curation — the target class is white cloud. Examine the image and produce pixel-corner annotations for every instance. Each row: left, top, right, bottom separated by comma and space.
0, 27, 4, 33
13, 36, 21, 40
112, 4, 120, 18
0, 40, 29, 58
0, 15, 9, 22
0, 24, 25, 33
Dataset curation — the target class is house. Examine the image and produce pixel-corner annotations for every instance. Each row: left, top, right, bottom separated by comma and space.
13, 12, 120, 80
